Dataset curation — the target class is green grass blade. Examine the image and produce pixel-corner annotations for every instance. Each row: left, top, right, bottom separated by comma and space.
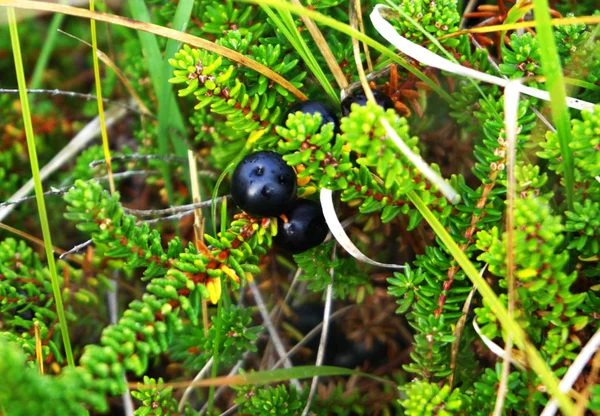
30, 11, 65, 89
156, 0, 194, 203
126, 0, 165, 95
533, 0, 575, 211
7, 6, 75, 368
239, 366, 390, 385
407, 191, 574, 415
261, 4, 338, 104
128, 0, 189, 203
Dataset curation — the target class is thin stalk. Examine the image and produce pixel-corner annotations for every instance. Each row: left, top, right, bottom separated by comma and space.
354, 0, 373, 72
90, 0, 115, 193
206, 295, 223, 414
55, 28, 152, 116
34, 321, 44, 375
7, 6, 75, 367
533, 0, 575, 212
188, 148, 205, 246
494, 80, 521, 416
408, 191, 574, 415
301, 249, 335, 416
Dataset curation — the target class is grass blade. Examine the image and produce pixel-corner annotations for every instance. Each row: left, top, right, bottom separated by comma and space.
533, 0, 575, 211
90, 0, 115, 194
7, 6, 75, 367
30, 10, 65, 89
131, 365, 391, 389
128, 0, 189, 204
261, 4, 339, 104
158, 0, 194, 203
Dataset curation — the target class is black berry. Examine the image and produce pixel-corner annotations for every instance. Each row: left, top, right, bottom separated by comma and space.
341, 89, 394, 117
231, 151, 297, 218
282, 100, 340, 134
275, 199, 329, 254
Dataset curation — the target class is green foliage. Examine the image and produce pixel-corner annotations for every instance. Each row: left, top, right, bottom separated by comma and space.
2, 0, 600, 414
387, 265, 426, 314
170, 304, 262, 370
49, 179, 272, 409
169, 34, 306, 163
553, 14, 590, 62
401, 380, 471, 415
132, 376, 195, 416
0, 339, 104, 415
294, 241, 372, 301
234, 382, 305, 415
500, 33, 542, 80
471, 364, 535, 415
570, 105, 600, 181
476, 197, 587, 365
0, 238, 109, 363
64, 180, 183, 281
391, 0, 462, 49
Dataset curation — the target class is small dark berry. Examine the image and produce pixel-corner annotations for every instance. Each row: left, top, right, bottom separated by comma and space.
17, 307, 34, 321
231, 151, 297, 218
275, 199, 329, 254
282, 100, 340, 134
341, 90, 394, 117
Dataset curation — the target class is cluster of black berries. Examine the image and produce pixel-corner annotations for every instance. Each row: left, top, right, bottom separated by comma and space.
230, 89, 393, 254
231, 151, 329, 254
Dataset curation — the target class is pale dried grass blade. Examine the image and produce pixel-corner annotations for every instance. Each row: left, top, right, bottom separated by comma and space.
320, 188, 405, 269
472, 319, 526, 371
370, 5, 594, 112
541, 328, 600, 416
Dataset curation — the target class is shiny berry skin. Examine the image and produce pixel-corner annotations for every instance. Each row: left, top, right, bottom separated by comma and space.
231, 151, 297, 218
282, 100, 340, 134
275, 199, 329, 254
341, 90, 394, 117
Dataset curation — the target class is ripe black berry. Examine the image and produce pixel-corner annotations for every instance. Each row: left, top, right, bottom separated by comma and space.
275, 199, 329, 254
341, 90, 394, 117
231, 151, 297, 218
282, 100, 340, 134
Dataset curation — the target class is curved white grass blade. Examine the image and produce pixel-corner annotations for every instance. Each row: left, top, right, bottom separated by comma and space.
473, 318, 526, 372
320, 188, 405, 269
540, 328, 600, 416
380, 117, 460, 204
0, 105, 127, 222
370, 5, 594, 112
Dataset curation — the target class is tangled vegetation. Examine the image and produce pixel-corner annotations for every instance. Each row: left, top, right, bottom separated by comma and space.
0, 0, 599, 414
